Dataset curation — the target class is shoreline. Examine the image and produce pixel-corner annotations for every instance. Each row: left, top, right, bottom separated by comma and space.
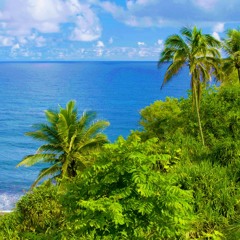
0, 210, 12, 215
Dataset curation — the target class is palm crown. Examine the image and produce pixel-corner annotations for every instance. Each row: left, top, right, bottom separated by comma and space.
17, 100, 110, 188
222, 28, 240, 83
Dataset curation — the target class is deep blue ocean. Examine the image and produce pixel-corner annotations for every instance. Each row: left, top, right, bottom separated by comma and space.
0, 61, 190, 210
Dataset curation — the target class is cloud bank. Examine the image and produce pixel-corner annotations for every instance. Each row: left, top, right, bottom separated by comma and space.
97, 0, 240, 27
0, 0, 101, 46
0, 0, 239, 60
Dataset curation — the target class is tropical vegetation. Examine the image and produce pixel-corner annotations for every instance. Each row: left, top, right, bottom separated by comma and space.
0, 26, 240, 239
17, 100, 109, 188
158, 26, 222, 145
222, 28, 240, 83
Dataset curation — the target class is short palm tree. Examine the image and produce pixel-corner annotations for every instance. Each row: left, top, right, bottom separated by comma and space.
158, 26, 222, 145
222, 28, 240, 83
17, 100, 110, 188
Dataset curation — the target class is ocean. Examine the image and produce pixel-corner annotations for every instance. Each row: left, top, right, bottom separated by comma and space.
0, 61, 190, 210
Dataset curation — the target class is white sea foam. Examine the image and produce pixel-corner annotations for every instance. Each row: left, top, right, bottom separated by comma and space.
0, 193, 21, 211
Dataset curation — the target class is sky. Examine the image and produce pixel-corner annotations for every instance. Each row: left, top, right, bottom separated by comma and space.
0, 0, 239, 61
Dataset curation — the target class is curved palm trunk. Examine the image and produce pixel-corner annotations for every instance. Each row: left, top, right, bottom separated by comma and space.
192, 80, 205, 146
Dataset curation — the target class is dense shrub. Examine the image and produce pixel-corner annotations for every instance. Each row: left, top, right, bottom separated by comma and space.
0, 182, 64, 239
138, 85, 240, 164
61, 137, 194, 239
175, 160, 240, 238
0, 212, 20, 240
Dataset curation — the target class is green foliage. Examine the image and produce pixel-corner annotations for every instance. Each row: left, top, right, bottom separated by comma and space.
62, 137, 194, 239
0, 182, 64, 239
175, 160, 240, 238
200, 85, 240, 164
0, 212, 20, 239
222, 28, 240, 83
138, 85, 240, 165
17, 100, 109, 188
158, 26, 222, 145
15, 182, 63, 235
139, 97, 182, 141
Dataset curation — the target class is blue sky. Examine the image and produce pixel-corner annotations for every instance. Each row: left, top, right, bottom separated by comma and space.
0, 0, 239, 61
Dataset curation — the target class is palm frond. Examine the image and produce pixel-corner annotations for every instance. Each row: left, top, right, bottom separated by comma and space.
77, 133, 109, 152
37, 143, 62, 154
26, 124, 59, 143
80, 120, 109, 140
78, 111, 97, 130
205, 34, 221, 48
44, 109, 59, 125
165, 35, 189, 52
180, 26, 192, 44
31, 163, 61, 188
17, 153, 56, 167
161, 60, 186, 88
18, 100, 110, 186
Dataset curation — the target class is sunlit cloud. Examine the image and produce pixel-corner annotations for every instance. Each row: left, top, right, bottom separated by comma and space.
0, 0, 239, 60
0, 0, 102, 45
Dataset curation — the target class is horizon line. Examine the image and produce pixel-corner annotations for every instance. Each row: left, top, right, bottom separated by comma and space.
0, 60, 158, 63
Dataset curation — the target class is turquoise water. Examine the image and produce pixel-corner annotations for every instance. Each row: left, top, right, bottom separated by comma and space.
0, 61, 190, 210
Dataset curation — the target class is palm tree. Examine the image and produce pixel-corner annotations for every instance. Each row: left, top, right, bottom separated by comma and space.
158, 26, 222, 145
222, 28, 240, 83
17, 100, 110, 188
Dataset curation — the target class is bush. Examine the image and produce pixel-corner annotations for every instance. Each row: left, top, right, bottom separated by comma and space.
61, 137, 194, 239
0, 212, 20, 239
138, 85, 240, 165
0, 182, 64, 239
175, 160, 240, 238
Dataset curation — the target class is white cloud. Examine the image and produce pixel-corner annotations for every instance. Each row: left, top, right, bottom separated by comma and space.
212, 32, 220, 41
18, 36, 28, 45
213, 23, 224, 33
69, 3, 102, 42
97, 1, 158, 27
11, 43, 20, 50
138, 49, 147, 57
157, 39, 163, 46
194, 0, 217, 11
109, 37, 113, 44
10, 43, 20, 56
0, 36, 14, 46
0, 0, 102, 43
96, 40, 104, 47
97, 0, 240, 28
212, 22, 224, 41
96, 48, 104, 57
137, 41, 145, 46
35, 36, 46, 47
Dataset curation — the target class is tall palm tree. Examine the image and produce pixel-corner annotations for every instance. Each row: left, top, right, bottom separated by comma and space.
17, 100, 110, 188
222, 28, 240, 83
158, 26, 222, 145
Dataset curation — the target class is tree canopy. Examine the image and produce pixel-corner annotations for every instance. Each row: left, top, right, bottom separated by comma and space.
158, 26, 222, 145
17, 100, 109, 188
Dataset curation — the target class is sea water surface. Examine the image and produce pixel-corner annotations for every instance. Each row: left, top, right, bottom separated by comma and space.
0, 61, 190, 210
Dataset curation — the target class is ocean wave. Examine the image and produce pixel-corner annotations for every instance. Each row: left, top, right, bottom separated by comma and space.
0, 193, 22, 211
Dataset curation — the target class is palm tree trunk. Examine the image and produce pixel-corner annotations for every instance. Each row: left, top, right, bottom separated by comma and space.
237, 67, 240, 83
193, 83, 205, 146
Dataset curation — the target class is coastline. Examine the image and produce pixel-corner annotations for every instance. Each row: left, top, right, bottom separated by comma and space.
0, 210, 12, 216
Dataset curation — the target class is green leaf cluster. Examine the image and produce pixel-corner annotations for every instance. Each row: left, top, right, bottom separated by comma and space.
62, 137, 193, 239
17, 100, 109, 188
